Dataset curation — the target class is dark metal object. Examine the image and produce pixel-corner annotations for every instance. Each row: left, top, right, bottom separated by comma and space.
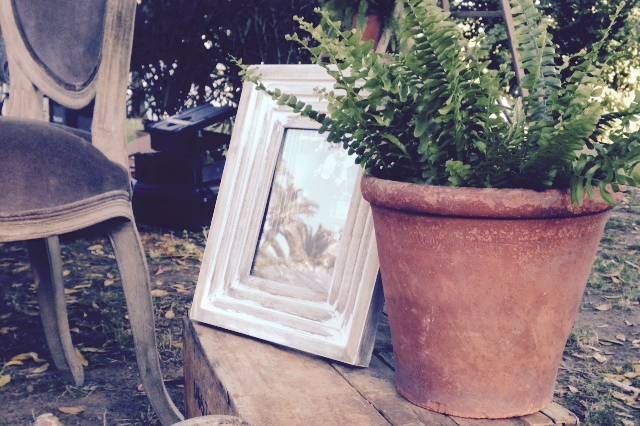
147, 103, 235, 151
133, 103, 233, 229
135, 152, 225, 186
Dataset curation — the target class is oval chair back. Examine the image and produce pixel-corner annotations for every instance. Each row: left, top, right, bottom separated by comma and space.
0, 0, 135, 168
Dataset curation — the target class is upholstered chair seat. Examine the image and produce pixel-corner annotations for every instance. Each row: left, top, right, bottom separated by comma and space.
0, 117, 129, 220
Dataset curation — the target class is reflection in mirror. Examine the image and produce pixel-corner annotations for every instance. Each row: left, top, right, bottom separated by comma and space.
251, 129, 359, 301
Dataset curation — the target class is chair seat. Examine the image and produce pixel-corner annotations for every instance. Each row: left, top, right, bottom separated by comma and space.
0, 117, 130, 221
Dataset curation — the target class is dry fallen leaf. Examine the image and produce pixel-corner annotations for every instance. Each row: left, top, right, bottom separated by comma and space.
80, 347, 105, 353
568, 385, 579, 394
29, 363, 50, 375
595, 303, 612, 312
593, 353, 608, 364
33, 413, 64, 426
150, 289, 169, 298
62, 270, 71, 277
0, 326, 17, 335
604, 376, 640, 396
73, 283, 92, 290
103, 278, 115, 287
88, 244, 105, 256
57, 406, 85, 415
5, 352, 45, 368
12, 265, 30, 274
172, 284, 191, 295
611, 391, 640, 409
612, 391, 629, 402
164, 309, 176, 320
624, 260, 639, 270
0, 375, 11, 388
75, 349, 89, 367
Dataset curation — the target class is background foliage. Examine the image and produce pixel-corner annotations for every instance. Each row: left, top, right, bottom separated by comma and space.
129, 0, 639, 120
130, 0, 319, 119
0, 0, 638, 119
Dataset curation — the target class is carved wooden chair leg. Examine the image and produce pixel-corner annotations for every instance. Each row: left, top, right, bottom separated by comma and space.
108, 220, 183, 426
27, 236, 85, 386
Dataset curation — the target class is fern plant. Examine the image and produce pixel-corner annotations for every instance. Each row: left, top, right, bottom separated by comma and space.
240, 0, 640, 204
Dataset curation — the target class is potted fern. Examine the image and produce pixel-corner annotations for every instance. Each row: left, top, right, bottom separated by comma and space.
241, 0, 640, 419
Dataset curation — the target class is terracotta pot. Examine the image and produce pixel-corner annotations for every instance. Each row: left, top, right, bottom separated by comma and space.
353, 13, 383, 46
361, 176, 613, 419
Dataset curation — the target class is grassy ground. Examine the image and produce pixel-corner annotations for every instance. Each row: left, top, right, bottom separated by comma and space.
558, 190, 640, 426
0, 190, 638, 425
0, 227, 205, 425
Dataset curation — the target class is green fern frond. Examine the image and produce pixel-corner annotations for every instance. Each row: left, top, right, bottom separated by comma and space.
242, 3, 638, 203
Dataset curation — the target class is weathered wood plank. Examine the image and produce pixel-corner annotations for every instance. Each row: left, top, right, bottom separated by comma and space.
517, 412, 555, 426
184, 319, 235, 418
540, 403, 579, 425
333, 355, 458, 426
173, 415, 249, 426
449, 417, 524, 426
185, 315, 579, 425
184, 320, 390, 425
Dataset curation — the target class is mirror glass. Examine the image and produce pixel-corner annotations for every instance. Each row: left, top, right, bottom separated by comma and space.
251, 129, 359, 301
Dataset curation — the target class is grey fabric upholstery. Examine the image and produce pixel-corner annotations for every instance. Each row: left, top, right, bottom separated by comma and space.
11, 0, 107, 90
0, 117, 129, 217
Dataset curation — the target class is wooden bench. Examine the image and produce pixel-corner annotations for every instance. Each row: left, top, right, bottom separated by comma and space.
183, 316, 579, 425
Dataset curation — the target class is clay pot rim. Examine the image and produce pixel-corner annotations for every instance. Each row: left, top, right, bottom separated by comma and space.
361, 176, 616, 219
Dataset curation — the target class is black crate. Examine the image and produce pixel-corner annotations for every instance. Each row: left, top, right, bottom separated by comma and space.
134, 152, 225, 186
132, 181, 220, 230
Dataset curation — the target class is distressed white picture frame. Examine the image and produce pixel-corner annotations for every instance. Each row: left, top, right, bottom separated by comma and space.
190, 65, 382, 366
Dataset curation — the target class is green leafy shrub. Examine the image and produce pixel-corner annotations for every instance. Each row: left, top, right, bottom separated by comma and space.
242, 0, 640, 204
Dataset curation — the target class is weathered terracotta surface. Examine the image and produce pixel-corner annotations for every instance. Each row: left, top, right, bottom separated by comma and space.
353, 14, 383, 46
361, 176, 613, 419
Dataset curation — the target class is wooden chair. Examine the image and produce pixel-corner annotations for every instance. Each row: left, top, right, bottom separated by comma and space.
0, 1, 182, 424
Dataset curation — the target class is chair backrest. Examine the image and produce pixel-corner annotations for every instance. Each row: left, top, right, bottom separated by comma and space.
0, 0, 137, 168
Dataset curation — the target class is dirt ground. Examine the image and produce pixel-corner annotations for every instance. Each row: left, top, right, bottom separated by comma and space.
0, 190, 639, 426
